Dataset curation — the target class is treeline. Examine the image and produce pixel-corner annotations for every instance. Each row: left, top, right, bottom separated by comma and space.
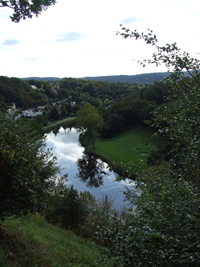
100, 81, 169, 138
0, 76, 51, 110
0, 76, 169, 135
0, 75, 138, 111
0, 75, 170, 149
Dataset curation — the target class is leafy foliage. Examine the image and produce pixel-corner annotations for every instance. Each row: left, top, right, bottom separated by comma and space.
0, 76, 51, 108
60, 105, 68, 117
79, 192, 116, 240
46, 187, 116, 239
49, 105, 60, 120
46, 185, 88, 231
99, 164, 200, 267
0, 114, 66, 220
0, 0, 56, 22
76, 104, 104, 149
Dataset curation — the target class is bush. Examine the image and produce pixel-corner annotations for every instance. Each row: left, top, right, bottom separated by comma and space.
0, 114, 65, 220
46, 186, 88, 231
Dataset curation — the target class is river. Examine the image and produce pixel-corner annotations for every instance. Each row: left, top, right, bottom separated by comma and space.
46, 127, 133, 210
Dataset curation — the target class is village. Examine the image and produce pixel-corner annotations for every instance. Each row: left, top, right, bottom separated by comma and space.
7, 102, 44, 119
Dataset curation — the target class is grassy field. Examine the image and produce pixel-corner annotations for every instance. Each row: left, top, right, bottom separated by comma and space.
86, 126, 166, 174
0, 214, 112, 267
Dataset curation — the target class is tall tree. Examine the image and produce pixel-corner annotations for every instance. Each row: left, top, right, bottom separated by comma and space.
0, 114, 66, 220
49, 105, 60, 120
46, 185, 88, 231
0, 0, 56, 22
61, 105, 68, 118
75, 104, 103, 149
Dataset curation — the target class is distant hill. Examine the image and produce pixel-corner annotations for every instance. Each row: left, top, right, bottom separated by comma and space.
21, 72, 172, 84
21, 77, 61, 82
81, 73, 171, 84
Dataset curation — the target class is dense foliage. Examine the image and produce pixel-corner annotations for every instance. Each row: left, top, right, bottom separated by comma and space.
0, 76, 51, 109
0, 114, 66, 220
98, 163, 200, 266
46, 185, 88, 231
46, 188, 115, 239
76, 104, 104, 149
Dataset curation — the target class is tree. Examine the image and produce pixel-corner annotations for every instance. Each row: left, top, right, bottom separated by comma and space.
143, 88, 158, 102
49, 105, 60, 120
104, 98, 110, 107
75, 104, 103, 149
46, 185, 88, 231
99, 163, 200, 267
0, 0, 56, 22
97, 28, 200, 266
61, 105, 68, 117
101, 113, 124, 138
0, 114, 66, 220
107, 113, 123, 132
83, 83, 96, 97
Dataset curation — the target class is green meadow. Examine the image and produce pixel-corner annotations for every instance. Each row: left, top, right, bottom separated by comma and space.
86, 126, 166, 174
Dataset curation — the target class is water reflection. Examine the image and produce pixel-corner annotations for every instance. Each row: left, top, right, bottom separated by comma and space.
76, 151, 106, 187
46, 127, 133, 210
52, 126, 60, 136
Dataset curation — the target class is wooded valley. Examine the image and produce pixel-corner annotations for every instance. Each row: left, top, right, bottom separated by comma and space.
1, 27, 200, 267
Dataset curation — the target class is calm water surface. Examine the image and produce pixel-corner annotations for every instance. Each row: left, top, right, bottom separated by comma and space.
46, 127, 133, 210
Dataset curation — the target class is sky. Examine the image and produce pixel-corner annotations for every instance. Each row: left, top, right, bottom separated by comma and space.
0, 0, 200, 78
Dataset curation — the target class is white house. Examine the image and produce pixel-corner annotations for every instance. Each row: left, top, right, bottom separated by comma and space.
21, 109, 43, 117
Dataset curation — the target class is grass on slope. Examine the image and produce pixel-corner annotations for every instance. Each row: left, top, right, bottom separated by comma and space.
87, 126, 166, 173
0, 214, 111, 267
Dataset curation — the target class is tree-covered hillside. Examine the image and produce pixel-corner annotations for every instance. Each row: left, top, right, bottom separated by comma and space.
22, 77, 61, 82
82, 72, 170, 84
0, 76, 51, 110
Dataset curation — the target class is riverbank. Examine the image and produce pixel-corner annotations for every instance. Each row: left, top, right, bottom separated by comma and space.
83, 126, 166, 177
42, 117, 75, 132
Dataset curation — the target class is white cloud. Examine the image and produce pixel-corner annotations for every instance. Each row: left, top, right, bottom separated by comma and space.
2, 38, 20, 46
119, 17, 146, 25
56, 31, 89, 42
